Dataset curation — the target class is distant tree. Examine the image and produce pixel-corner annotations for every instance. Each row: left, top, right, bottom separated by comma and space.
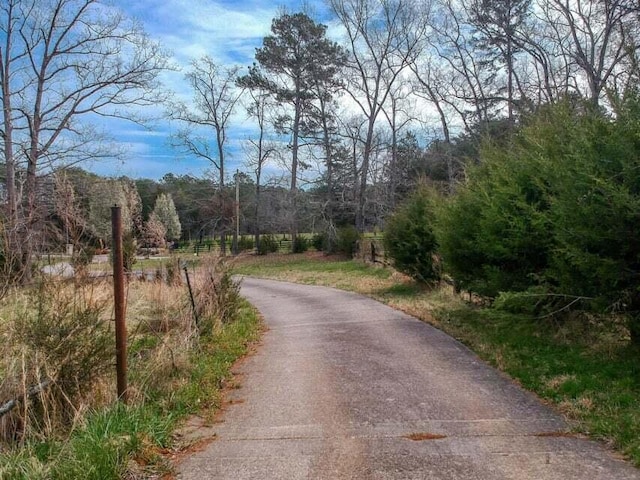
142, 213, 167, 249
121, 179, 143, 238
135, 178, 161, 222
151, 193, 181, 241
330, 0, 427, 230
239, 86, 278, 251
87, 180, 133, 249
157, 174, 217, 239
240, 12, 345, 242
53, 172, 87, 249
380, 80, 416, 209
170, 57, 244, 254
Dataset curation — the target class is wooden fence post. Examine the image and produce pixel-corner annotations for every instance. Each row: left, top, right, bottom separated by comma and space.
111, 206, 128, 403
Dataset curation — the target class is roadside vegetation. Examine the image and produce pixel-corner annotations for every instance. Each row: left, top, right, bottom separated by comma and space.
235, 254, 640, 466
1, 0, 639, 475
0, 256, 261, 479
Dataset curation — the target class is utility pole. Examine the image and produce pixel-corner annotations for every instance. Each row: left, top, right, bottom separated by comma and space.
233, 169, 240, 254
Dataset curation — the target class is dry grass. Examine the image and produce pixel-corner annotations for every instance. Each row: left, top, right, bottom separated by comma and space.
0, 280, 116, 440
559, 396, 596, 416
0, 255, 263, 479
545, 374, 578, 390
0, 273, 196, 446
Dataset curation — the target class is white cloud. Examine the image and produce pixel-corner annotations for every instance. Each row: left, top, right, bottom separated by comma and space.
125, 0, 274, 66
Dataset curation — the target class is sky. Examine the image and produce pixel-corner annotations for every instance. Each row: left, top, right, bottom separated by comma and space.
88, 0, 334, 181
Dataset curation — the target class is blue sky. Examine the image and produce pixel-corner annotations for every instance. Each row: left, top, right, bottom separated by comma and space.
89, 0, 332, 181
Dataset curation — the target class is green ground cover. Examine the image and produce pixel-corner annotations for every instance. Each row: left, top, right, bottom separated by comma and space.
0, 298, 261, 480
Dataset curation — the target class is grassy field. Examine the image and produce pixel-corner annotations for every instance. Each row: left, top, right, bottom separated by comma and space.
234, 253, 640, 466
0, 264, 262, 480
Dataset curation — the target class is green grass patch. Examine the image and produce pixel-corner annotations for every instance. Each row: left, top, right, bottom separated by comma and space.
436, 306, 640, 463
0, 299, 261, 480
236, 255, 640, 466
0, 404, 174, 480
235, 253, 391, 285
376, 282, 424, 297
168, 300, 261, 415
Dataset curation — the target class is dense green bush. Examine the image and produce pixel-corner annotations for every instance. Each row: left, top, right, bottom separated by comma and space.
257, 234, 278, 255
237, 236, 254, 252
311, 232, 326, 251
437, 97, 640, 343
335, 225, 360, 258
542, 97, 640, 341
292, 236, 309, 253
436, 143, 552, 296
384, 187, 441, 283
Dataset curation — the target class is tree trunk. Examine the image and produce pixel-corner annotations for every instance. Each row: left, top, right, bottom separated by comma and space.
357, 119, 376, 232
217, 128, 227, 256
389, 102, 398, 210
507, 30, 514, 125
254, 181, 261, 253
290, 92, 301, 245
2, 86, 16, 220
1, 1, 17, 221
320, 100, 335, 252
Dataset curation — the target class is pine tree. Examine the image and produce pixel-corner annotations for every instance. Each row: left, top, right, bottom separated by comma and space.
239, 12, 345, 241
469, 0, 532, 122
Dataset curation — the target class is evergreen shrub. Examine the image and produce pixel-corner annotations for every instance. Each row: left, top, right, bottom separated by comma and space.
384, 187, 441, 283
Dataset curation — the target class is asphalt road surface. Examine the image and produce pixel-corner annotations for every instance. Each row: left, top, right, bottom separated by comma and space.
177, 277, 640, 480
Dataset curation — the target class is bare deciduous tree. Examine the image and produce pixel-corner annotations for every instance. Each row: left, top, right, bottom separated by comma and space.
170, 57, 244, 254
0, 0, 167, 277
241, 87, 277, 251
330, 0, 427, 230
541, 0, 639, 106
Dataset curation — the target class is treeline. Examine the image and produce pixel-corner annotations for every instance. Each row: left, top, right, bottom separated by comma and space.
1, 0, 639, 280
38, 169, 298, 251
384, 95, 640, 345
35, 146, 442, 252
171, 0, 639, 250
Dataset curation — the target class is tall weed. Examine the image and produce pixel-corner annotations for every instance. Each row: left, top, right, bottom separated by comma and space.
193, 257, 241, 335
2, 280, 113, 441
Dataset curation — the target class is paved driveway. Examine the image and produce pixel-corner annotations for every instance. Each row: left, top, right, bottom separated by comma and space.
177, 277, 640, 479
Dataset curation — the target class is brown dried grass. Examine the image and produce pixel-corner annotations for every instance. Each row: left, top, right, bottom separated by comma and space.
0, 273, 195, 446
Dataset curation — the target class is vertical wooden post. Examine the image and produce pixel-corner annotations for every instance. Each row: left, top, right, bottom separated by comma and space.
111, 206, 128, 403
183, 265, 199, 329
